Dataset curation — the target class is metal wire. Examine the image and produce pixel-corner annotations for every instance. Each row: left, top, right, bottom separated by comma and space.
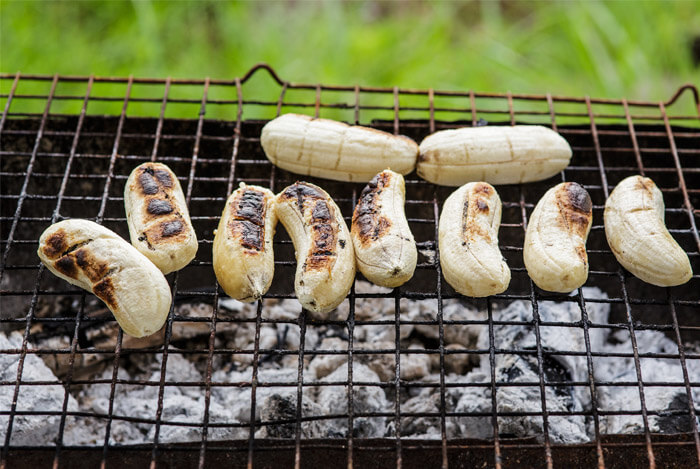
0, 65, 699, 469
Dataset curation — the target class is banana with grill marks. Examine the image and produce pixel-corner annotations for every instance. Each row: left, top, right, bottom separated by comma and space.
38, 219, 171, 338
213, 184, 277, 302
351, 170, 417, 288
260, 113, 419, 183
438, 182, 510, 297
418, 125, 572, 186
523, 182, 593, 293
604, 175, 692, 287
276, 182, 355, 317
124, 162, 198, 274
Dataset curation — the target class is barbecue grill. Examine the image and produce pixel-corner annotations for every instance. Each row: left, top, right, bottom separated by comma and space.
1, 64, 699, 469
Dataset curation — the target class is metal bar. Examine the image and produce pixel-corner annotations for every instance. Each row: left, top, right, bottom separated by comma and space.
150, 77, 171, 162
0, 74, 59, 282
667, 291, 700, 466
49, 76, 95, 469
293, 311, 307, 469
0, 72, 20, 135
659, 101, 700, 252
519, 191, 554, 469
432, 194, 448, 469
0, 74, 60, 469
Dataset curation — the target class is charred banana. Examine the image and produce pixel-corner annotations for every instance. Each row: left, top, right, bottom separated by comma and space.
438, 182, 510, 297
351, 170, 417, 288
38, 219, 171, 338
124, 162, 198, 274
523, 182, 593, 293
276, 181, 355, 317
213, 184, 277, 302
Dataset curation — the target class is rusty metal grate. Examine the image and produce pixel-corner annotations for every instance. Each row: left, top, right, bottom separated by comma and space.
1, 65, 699, 469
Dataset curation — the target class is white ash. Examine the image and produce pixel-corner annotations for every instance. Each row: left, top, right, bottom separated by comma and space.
314, 363, 389, 437
0, 331, 78, 445
4, 281, 700, 446
595, 329, 700, 435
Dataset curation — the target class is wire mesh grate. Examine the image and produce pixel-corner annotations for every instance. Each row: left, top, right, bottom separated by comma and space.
1, 65, 699, 469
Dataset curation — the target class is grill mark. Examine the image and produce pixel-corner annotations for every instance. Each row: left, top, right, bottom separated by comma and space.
462, 190, 491, 243
154, 169, 173, 188
74, 247, 111, 282
228, 188, 268, 252
54, 255, 78, 278
43, 229, 68, 259
556, 183, 592, 237
161, 219, 184, 237
232, 220, 264, 251
352, 171, 392, 246
312, 200, 331, 222
138, 170, 159, 195
234, 189, 266, 225
93, 277, 117, 309
280, 182, 326, 207
147, 199, 174, 215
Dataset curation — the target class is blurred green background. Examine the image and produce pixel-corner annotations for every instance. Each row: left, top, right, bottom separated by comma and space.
2, 0, 699, 116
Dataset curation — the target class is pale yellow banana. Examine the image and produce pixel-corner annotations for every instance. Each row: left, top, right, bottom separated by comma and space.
213, 184, 277, 302
351, 170, 417, 288
38, 219, 171, 338
604, 175, 692, 287
417, 125, 572, 186
260, 113, 419, 183
438, 182, 510, 297
276, 182, 356, 317
524, 182, 593, 293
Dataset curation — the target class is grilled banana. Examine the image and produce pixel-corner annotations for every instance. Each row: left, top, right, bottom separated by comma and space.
438, 182, 510, 297
276, 182, 356, 317
124, 162, 198, 274
604, 175, 692, 287
38, 219, 171, 338
351, 169, 417, 288
213, 184, 277, 302
260, 113, 419, 183
523, 182, 593, 293
417, 125, 572, 186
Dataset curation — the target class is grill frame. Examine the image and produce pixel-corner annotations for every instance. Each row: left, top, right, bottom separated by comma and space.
0, 64, 699, 469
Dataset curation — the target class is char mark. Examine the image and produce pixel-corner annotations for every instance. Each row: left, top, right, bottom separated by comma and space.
232, 220, 264, 251
93, 277, 117, 309
280, 182, 325, 209
161, 220, 184, 237
564, 182, 592, 213
74, 247, 111, 282
312, 201, 332, 223
138, 171, 159, 195
234, 189, 266, 225
311, 224, 336, 252
147, 199, 174, 215
54, 255, 78, 278
154, 169, 173, 188
42, 229, 68, 259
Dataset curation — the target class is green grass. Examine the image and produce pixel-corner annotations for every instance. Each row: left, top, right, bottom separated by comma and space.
1, 0, 699, 117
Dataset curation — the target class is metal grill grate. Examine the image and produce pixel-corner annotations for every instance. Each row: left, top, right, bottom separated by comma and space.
1, 65, 699, 469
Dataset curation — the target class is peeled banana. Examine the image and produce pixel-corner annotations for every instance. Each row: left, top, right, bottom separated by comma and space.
351, 169, 417, 288
523, 182, 593, 293
604, 175, 692, 287
417, 125, 572, 186
124, 162, 198, 274
438, 182, 510, 297
38, 219, 172, 338
213, 184, 277, 302
260, 113, 419, 183
276, 181, 356, 317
